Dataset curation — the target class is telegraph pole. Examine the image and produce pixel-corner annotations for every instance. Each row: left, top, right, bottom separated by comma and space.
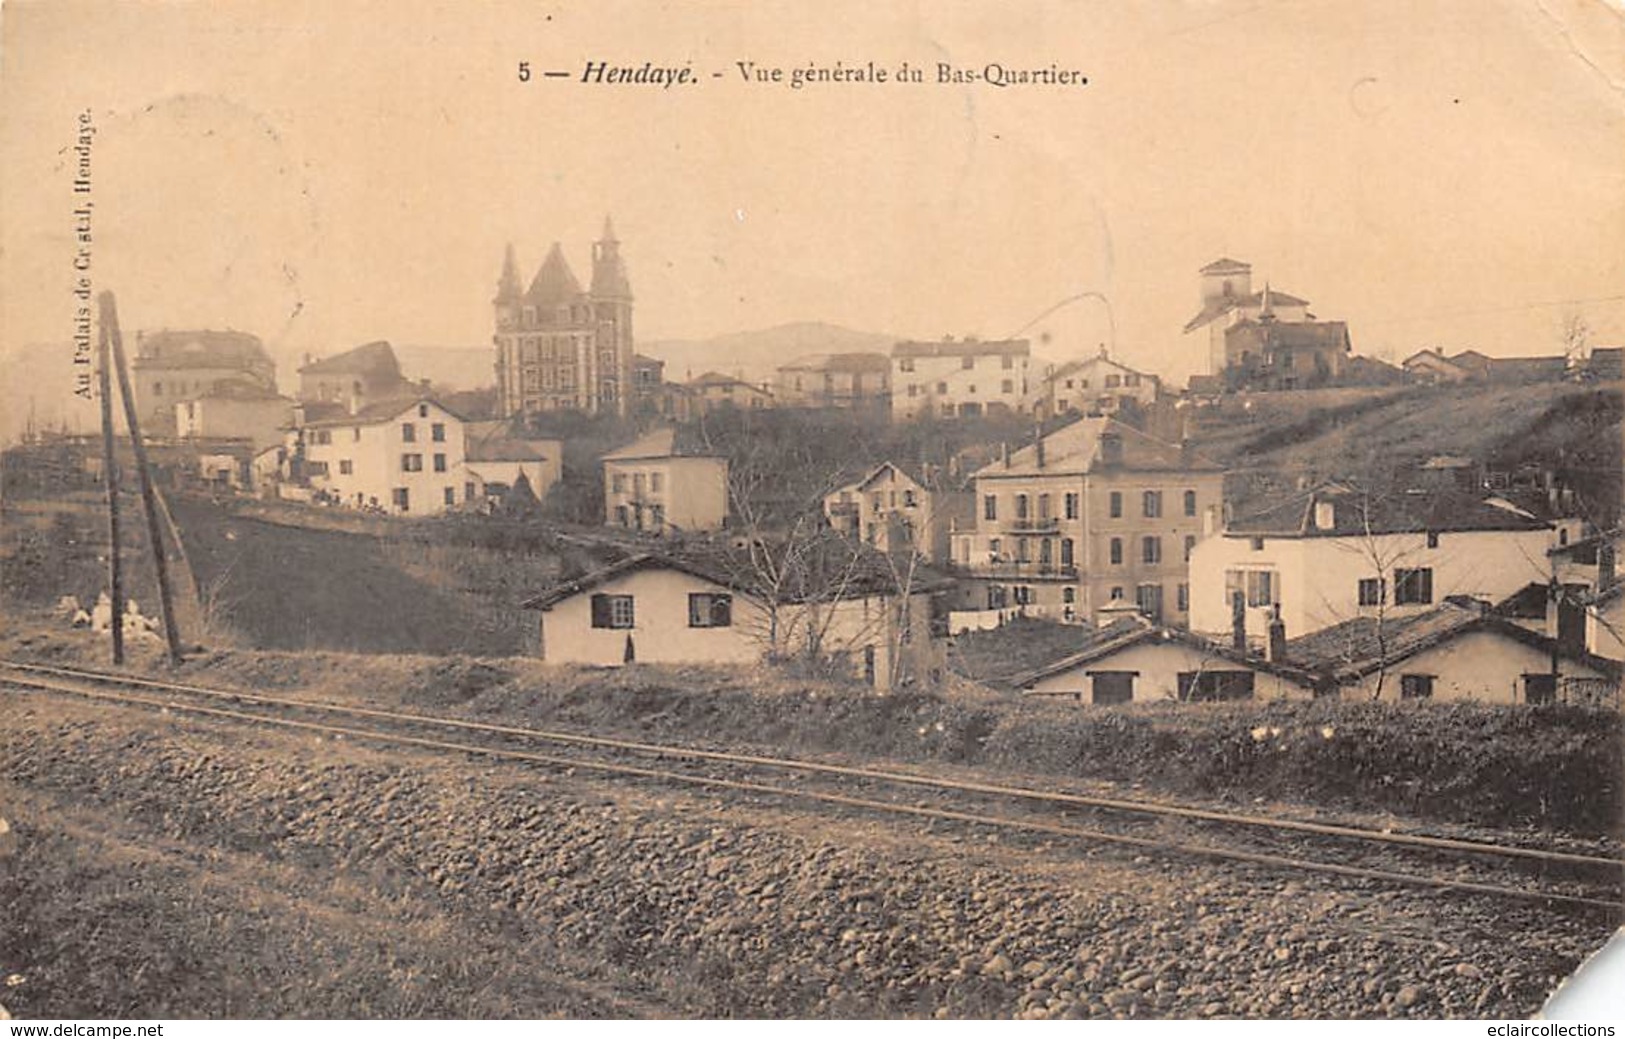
96, 302, 124, 665
102, 292, 184, 665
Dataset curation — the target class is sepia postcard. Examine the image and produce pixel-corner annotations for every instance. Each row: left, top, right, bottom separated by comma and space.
2, 0, 1623, 1024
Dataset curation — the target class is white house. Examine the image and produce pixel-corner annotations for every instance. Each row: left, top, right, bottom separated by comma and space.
521, 547, 948, 691
891, 338, 1031, 421
1017, 615, 1315, 704
1584, 583, 1623, 664
464, 420, 562, 506
299, 396, 469, 515
1181, 259, 1313, 378
602, 428, 729, 534
1189, 481, 1558, 646
823, 461, 971, 565
1028, 350, 1160, 418
1284, 602, 1619, 705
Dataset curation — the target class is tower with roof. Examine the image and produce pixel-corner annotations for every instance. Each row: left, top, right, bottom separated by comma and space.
492, 218, 634, 418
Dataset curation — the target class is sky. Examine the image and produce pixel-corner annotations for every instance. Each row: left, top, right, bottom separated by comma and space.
2, 0, 1623, 433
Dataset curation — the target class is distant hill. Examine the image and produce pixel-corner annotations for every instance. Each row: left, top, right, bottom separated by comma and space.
640, 322, 895, 384
392, 344, 493, 391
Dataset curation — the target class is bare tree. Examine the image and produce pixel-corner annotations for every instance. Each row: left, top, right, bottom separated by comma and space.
1561, 311, 1592, 366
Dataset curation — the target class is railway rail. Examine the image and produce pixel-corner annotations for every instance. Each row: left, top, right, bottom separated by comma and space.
2, 657, 1620, 912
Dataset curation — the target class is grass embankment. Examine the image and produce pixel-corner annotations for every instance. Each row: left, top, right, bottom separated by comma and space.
10, 627, 1616, 838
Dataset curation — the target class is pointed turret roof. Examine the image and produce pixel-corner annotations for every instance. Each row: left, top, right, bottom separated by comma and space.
495, 243, 522, 303
591, 216, 632, 298
526, 242, 583, 306
600, 214, 618, 242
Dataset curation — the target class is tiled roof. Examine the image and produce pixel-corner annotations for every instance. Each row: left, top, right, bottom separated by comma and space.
1225, 482, 1550, 538
298, 340, 403, 379
975, 416, 1221, 478
1013, 616, 1314, 689
526, 243, 583, 306
1182, 289, 1311, 333
521, 537, 952, 610
778, 352, 891, 373
1225, 318, 1350, 352
1282, 602, 1617, 681
133, 330, 272, 371
1200, 258, 1252, 274
601, 427, 721, 461
892, 338, 1030, 359
300, 395, 465, 428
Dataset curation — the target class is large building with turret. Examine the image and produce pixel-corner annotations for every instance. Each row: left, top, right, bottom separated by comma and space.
492, 218, 634, 418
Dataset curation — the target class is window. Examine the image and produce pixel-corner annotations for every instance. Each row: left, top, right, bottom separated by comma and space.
1394, 567, 1434, 605
1015, 494, 1030, 520
1358, 578, 1386, 607
154, 382, 163, 396
433, 453, 447, 473
1001, 379, 1014, 394
352, 428, 361, 442
1426, 531, 1440, 549
1109, 537, 1123, 565
338, 460, 353, 475
1177, 583, 1190, 612
688, 593, 733, 628
431, 423, 446, 443
1523, 673, 1557, 704
936, 381, 948, 394
1110, 586, 1124, 600
1136, 583, 1164, 619
650, 473, 664, 493
903, 489, 917, 508
1017, 537, 1031, 563
988, 537, 1002, 557
907, 384, 918, 397
1143, 491, 1162, 518
402, 453, 423, 472
1064, 492, 1079, 519
1142, 536, 1162, 564
1184, 535, 1197, 562
465, 482, 476, 500
1037, 493, 1051, 519
962, 356, 975, 370
1091, 672, 1135, 705
615, 505, 630, 527
987, 585, 1008, 609
306, 461, 329, 477
418, 404, 429, 418
443, 487, 456, 506
1250, 536, 1265, 551
590, 593, 635, 629
1178, 671, 1255, 702
392, 487, 410, 512
1184, 490, 1197, 516
899, 358, 915, 373
1246, 570, 1276, 607
401, 423, 416, 442
1002, 354, 1014, 370
1400, 674, 1434, 700
611, 473, 626, 494
984, 495, 998, 521
1105, 374, 1122, 389
650, 504, 665, 527
1060, 538, 1074, 567
1109, 491, 1123, 518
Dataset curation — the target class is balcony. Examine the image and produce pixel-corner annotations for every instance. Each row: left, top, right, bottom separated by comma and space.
955, 560, 1078, 581
1004, 516, 1060, 533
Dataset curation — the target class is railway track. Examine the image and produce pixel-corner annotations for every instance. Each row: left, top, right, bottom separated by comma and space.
3, 657, 1620, 912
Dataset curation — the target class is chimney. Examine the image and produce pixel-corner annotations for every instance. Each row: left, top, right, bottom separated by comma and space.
1231, 591, 1247, 651
1179, 437, 1193, 468
1035, 433, 1046, 469
1001, 442, 1010, 469
1314, 500, 1335, 530
1599, 543, 1616, 592
1266, 605, 1287, 662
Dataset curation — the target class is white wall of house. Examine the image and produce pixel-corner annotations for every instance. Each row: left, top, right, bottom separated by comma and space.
1335, 628, 1611, 703
604, 455, 728, 533
535, 566, 939, 690
893, 350, 1031, 420
1033, 356, 1159, 415
1189, 527, 1555, 643
1588, 594, 1624, 662
1026, 639, 1310, 702
304, 400, 468, 515
175, 396, 294, 450
465, 458, 557, 501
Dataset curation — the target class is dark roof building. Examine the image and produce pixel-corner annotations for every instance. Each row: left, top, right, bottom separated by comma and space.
297, 340, 413, 406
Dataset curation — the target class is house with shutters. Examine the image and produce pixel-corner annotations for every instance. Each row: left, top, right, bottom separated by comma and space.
130, 329, 278, 434
1188, 481, 1560, 648
1016, 613, 1315, 704
520, 543, 949, 690
891, 337, 1032, 420
296, 396, 469, 515
1283, 601, 1619, 705
1028, 350, 1160, 419
297, 340, 414, 407
823, 461, 972, 565
948, 416, 1224, 626
601, 427, 729, 534
775, 352, 891, 411
1182, 259, 1314, 378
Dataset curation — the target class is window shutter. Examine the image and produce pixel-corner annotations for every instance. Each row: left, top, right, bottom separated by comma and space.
590, 594, 610, 628
714, 595, 732, 627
